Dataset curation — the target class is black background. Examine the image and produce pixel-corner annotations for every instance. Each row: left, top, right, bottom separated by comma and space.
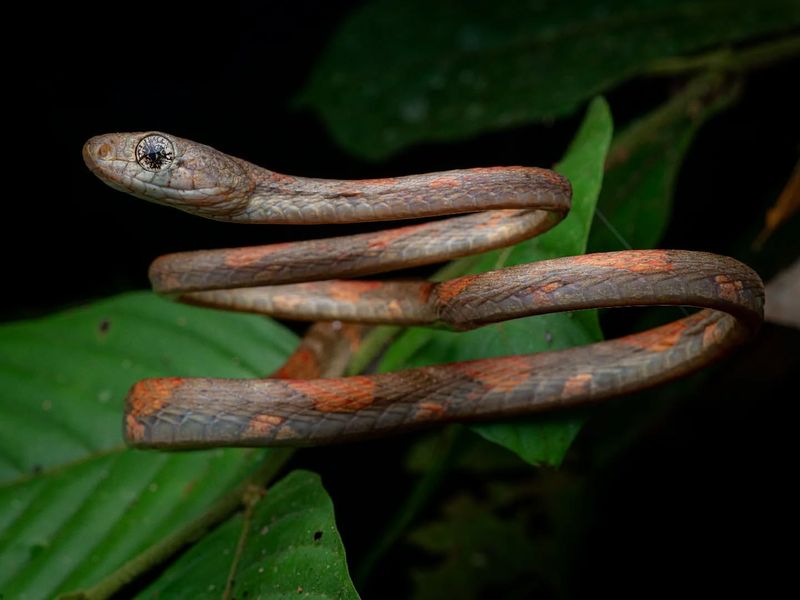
9, 2, 799, 598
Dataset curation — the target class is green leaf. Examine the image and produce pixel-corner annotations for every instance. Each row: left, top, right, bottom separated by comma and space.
138, 470, 359, 600
299, 0, 800, 159
0, 292, 298, 598
379, 98, 613, 466
589, 72, 742, 251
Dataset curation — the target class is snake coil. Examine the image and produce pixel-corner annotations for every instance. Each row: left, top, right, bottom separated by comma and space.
83, 132, 764, 448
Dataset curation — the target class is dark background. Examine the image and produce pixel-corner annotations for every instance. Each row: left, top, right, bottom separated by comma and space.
11, 2, 799, 598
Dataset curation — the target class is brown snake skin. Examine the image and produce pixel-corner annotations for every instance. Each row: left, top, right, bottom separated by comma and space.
83, 132, 764, 449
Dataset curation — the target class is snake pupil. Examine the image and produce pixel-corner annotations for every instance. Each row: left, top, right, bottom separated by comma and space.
135, 135, 175, 172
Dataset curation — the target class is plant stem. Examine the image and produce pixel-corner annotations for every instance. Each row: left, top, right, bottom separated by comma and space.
606, 71, 741, 170
346, 325, 402, 376
222, 485, 264, 600
645, 35, 800, 76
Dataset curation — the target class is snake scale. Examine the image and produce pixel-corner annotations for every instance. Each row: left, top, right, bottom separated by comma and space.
83, 132, 764, 448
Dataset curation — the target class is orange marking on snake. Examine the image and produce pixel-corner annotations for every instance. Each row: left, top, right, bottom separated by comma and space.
329, 281, 384, 303
271, 294, 307, 314
367, 225, 417, 250
436, 275, 478, 304
386, 299, 403, 316
127, 377, 184, 418
528, 280, 565, 303
223, 244, 291, 269
272, 348, 319, 379
288, 377, 377, 413
573, 252, 674, 273
267, 172, 297, 184
417, 282, 435, 304
274, 425, 302, 441
244, 414, 286, 437
562, 373, 592, 397
429, 177, 461, 189
458, 356, 533, 393
483, 209, 522, 226
353, 177, 401, 186
414, 401, 446, 420
126, 413, 145, 441
715, 274, 743, 302
620, 319, 688, 352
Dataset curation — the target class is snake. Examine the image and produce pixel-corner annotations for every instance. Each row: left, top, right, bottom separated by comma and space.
82, 131, 764, 449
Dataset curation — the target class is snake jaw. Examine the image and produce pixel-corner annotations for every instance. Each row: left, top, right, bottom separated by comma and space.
83, 132, 254, 220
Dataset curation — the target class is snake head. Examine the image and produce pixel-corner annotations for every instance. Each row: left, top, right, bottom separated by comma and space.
83, 132, 255, 220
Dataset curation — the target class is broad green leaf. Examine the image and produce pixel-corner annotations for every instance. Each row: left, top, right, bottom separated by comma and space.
379, 98, 613, 466
0, 292, 298, 598
299, 0, 799, 159
139, 470, 359, 599
589, 72, 742, 252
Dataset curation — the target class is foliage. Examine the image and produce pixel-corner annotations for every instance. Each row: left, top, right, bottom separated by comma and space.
2, 0, 798, 597
138, 471, 358, 600
300, 0, 799, 159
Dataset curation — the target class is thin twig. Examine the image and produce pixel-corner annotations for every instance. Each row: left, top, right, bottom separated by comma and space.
222, 485, 265, 600
644, 35, 800, 76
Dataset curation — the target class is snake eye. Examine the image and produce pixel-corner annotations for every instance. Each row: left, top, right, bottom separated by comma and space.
135, 134, 175, 172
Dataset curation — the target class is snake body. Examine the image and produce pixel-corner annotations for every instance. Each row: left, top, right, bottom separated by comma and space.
83, 132, 764, 448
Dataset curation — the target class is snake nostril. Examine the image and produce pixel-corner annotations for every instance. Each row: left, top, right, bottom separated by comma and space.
97, 143, 112, 159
